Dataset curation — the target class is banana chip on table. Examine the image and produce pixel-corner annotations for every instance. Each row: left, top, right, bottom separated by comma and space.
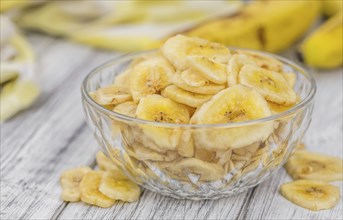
280, 180, 340, 211
80, 171, 115, 208
96, 151, 127, 179
60, 167, 92, 202
99, 171, 141, 202
285, 150, 343, 182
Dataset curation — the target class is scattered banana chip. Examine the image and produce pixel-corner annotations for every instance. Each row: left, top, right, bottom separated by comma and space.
285, 150, 343, 182
96, 151, 127, 179
80, 171, 115, 208
280, 180, 340, 211
99, 172, 141, 202
60, 167, 92, 202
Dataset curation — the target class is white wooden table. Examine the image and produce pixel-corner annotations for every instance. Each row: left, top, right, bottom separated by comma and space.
1, 33, 342, 220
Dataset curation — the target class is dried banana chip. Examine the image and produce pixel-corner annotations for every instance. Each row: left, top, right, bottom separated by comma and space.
159, 158, 225, 181
127, 142, 179, 162
280, 180, 340, 211
99, 171, 141, 202
60, 166, 92, 202
285, 150, 343, 182
80, 171, 115, 208
91, 85, 131, 106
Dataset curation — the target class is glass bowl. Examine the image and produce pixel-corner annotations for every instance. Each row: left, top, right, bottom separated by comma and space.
81, 49, 316, 200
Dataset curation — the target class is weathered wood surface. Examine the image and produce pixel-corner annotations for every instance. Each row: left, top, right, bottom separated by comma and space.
1, 34, 342, 220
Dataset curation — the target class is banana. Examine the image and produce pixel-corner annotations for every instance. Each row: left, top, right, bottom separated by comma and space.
127, 142, 179, 162
99, 171, 141, 202
113, 101, 137, 117
191, 85, 273, 150
0, 80, 40, 121
159, 158, 225, 181
180, 68, 210, 87
161, 35, 231, 71
187, 56, 227, 84
300, 12, 343, 69
136, 95, 190, 151
227, 53, 257, 86
161, 85, 212, 108
239, 65, 297, 105
60, 167, 92, 202
129, 56, 174, 102
96, 151, 127, 179
181, 1, 320, 53
280, 180, 340, 211
285, 150, 343, 182
91, 85, 132, 106
79, 171, 115, 208
321, 0, 343, 17
236, 50, 284, 72
172, 73, 225, 95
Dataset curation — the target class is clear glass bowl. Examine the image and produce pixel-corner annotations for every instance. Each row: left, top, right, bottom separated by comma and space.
81, 49, 316, 200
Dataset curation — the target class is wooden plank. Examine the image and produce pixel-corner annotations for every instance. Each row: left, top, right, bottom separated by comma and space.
0, 38, 115, 219
58, 190, 251, 219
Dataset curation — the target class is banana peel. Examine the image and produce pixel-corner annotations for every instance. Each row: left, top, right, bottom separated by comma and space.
300, 12, 343, 69
321, 0, 343, 17
181, 0, 321, 53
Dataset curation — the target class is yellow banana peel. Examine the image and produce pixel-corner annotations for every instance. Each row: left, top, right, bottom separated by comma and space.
300, 12, 343, 69
180, 0, 321, 53
0, 0, 28, 13
321, 0, 343, 17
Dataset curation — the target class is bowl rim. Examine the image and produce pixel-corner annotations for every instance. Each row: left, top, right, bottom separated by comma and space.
81, 48, 316, 128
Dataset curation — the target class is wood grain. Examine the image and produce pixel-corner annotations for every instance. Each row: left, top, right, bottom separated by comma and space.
1, 34, 342, 220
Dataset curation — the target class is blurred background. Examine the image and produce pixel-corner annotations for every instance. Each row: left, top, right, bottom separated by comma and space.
0, 0, 342, 121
